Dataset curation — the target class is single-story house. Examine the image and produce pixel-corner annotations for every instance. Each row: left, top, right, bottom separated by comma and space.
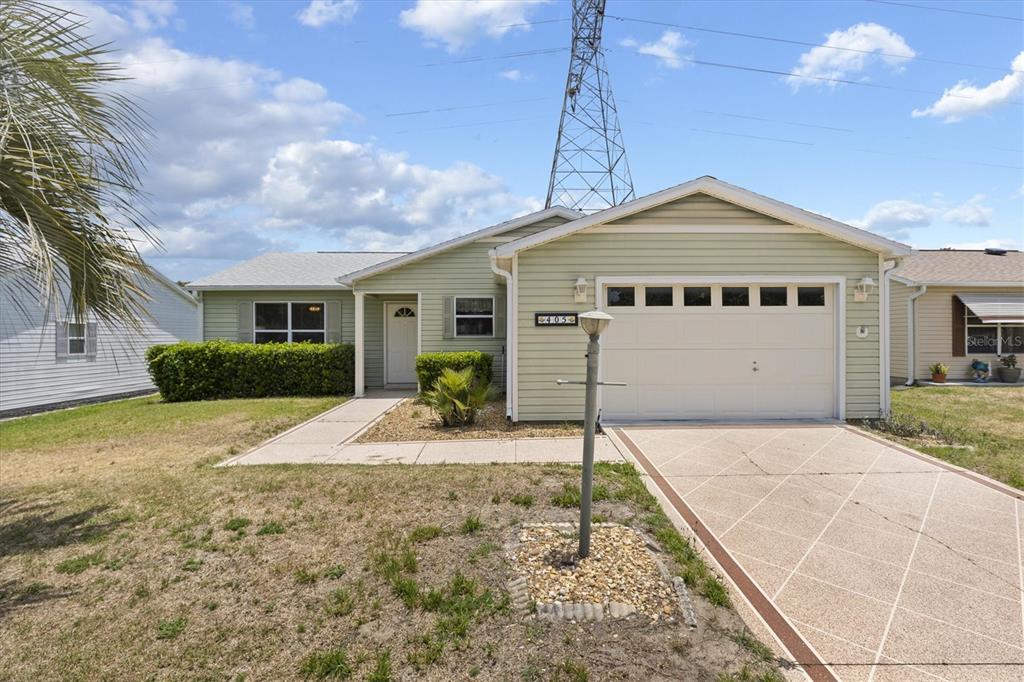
0, 268, 199, 416
889, 249, 1024, 383
190, 176, 913, 422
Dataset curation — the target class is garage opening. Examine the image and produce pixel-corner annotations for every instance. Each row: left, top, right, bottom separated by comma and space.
599, 282, 838, 421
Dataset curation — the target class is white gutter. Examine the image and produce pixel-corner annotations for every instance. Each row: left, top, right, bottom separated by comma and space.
905, 284, 928, 385
489, 251, 515, 419
880, 258, 899, 415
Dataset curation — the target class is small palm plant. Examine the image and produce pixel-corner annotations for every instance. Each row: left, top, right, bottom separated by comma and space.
421, 367, 495, 427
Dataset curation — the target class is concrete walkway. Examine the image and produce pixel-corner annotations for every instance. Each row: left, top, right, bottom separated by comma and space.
220, 392, 623, 466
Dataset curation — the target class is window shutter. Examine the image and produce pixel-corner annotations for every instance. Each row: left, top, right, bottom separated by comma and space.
238, 302, 254, 342
951, 296, 965, 357
493, 294, 506, 338
442, 296, 454, 339
55, 322, 69, 359
326, 300, 342, 343
85, 322, 98, 358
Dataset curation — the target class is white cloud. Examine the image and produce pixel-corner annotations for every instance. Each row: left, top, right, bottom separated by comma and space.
787, 23, 915, 90
499, 69, 528, 81
942, 194, 993, 226
227, 2, 255, 30
399, 0, 548, 52
912, 51, 1024, 122
940, 238, 1019, 251
297, 0, 358, 28
851, 199, 937, 236
622, 30, 690, 69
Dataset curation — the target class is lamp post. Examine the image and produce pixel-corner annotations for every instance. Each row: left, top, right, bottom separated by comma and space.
557, 310, 615, 559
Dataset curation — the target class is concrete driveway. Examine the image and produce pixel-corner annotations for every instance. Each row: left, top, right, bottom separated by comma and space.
609, 424, 1024, 682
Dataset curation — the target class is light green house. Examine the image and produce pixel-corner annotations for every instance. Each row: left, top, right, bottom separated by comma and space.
190, 176, 911, 421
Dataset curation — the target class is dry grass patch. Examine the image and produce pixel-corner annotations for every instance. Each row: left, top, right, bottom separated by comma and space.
0, 396, 782, 681
357, 398, 583, 442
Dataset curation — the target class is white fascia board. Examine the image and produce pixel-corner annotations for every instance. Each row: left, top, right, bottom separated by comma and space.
494, 176, 911, 259
147, 268, 199, 306
338, 206, 581, 286
187, 284, 350, 292
902, 281, 1024, 288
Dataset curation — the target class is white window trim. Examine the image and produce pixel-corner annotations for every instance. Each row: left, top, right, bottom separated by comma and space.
966, 320, 1020, 356
453, 295, 495, 338
253, 301, 327, 343
66, 321, 87, 355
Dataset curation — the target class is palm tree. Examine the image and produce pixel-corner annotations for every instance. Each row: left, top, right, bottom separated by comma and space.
1, 0, 158, 327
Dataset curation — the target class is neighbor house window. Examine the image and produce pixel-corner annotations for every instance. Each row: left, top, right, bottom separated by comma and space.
254, 302, 325, 343
607, 286, 635, 307
966, 314, 1023, 354
722, 287, 749, 306
67, 322, 86, 355
683, 287, 711, 307
759, 287, 787, 307
645, 287, 673, 307
454, 297, 493, 337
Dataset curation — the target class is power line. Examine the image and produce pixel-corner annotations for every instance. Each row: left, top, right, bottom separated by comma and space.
865, 0, 1024, 22
384, 96, 556, 118
421, 46, 566, 67
607, 15, 1021, 74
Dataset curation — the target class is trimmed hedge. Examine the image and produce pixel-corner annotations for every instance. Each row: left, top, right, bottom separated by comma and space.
415, 351, 492, 392
146, 340, 354, 402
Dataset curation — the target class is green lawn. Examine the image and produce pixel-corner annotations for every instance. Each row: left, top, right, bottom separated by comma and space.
878, 386, 1024, 489
0, 396, 780, 681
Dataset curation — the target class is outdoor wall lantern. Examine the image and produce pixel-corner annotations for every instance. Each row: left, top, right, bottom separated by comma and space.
573, 277, 589, 303
854, 277, 876, 302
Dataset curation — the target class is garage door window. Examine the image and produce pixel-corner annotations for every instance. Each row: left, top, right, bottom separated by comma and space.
607, 286, 635, 307
760, 287, 788, 307
645, 287, 673, 307
683, 287, 711, 307
722, 287, 749, 307
797, 287, 826, 306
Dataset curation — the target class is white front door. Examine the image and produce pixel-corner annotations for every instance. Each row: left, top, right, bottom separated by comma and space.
386, 303, 418, 384
600, 283, 836, 420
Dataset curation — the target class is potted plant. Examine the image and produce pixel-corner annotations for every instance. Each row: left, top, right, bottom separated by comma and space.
996, 354, 1020, 383
929, 362, 949, 383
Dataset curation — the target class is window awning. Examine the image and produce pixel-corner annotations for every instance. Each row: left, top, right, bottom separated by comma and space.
957, 293, 1024, 324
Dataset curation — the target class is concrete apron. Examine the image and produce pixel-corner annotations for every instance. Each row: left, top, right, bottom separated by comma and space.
605, 424, 1024, 682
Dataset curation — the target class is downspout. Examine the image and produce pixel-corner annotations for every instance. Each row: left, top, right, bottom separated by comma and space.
906, 284, 928, 386
489, 251, 514, 419
880, 259, 899, 416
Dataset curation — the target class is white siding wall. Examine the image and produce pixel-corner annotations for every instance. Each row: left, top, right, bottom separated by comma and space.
0, 275, 198, 414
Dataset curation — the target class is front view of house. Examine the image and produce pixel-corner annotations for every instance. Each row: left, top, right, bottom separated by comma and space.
189, 176, 911, 422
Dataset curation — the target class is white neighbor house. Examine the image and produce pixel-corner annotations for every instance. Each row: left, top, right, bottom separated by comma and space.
0, 269, 198, 416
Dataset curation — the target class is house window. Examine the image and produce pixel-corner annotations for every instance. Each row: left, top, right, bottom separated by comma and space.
798, 287, 826, 306
254, 302, 325, 343
683, 287, 711, 306
966, 314, 1023, 354
67, 323, 86, 355
645, 287, 673, 307
759, 287, 788, 307
722, 287, 749, 307
454, 297, 493, 337
607, 286, 635, 307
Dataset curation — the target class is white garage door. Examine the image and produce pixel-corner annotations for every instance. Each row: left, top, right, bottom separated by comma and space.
600, 283, 836, 421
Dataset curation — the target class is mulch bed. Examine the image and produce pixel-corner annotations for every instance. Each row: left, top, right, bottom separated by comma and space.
356, 398, 584, 443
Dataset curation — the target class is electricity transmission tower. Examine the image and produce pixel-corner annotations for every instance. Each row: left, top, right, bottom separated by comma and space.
545, 0, 634, 213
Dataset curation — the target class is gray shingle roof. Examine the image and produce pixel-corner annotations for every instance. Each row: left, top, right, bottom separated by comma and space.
188, 252, 407, 289
893, 250, 1024, 285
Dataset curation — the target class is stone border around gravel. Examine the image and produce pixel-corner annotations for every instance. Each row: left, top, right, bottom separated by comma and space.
507, 522, 699, 627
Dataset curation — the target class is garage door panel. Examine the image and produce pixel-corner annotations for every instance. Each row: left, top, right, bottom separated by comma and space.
754, 349, 833, 382
754, 315, 833, 348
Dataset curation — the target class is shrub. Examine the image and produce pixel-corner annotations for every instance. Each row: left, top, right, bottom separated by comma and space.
420, 367, 495, 427
146, 340, 354, 402
928, 362, 949, 376
415, 351, 492, 393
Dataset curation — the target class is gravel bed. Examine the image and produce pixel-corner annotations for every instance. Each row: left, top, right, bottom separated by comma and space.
356, 398, 583, 443
511, 524, 678, 620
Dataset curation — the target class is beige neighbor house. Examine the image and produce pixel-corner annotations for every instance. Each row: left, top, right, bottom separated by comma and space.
189, 176, 912, 421
889, 249, 1024, 384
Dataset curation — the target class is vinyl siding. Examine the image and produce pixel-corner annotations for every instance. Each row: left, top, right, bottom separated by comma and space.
889, 280, 911, 383
608, 193, 789, 226
516, 229, 882, 421
0, 274, 197, 414
913, 285, 1024, 381
356, 215, 571, 386
201, 290, 353, 343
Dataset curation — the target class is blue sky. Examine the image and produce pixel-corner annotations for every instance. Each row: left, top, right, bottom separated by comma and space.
73, 1, 1023, 281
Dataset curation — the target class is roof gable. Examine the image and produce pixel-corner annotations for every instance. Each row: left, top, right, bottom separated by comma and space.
607, 192, 788, 226
339, 206, 580, 285
494, 177, 910, 258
